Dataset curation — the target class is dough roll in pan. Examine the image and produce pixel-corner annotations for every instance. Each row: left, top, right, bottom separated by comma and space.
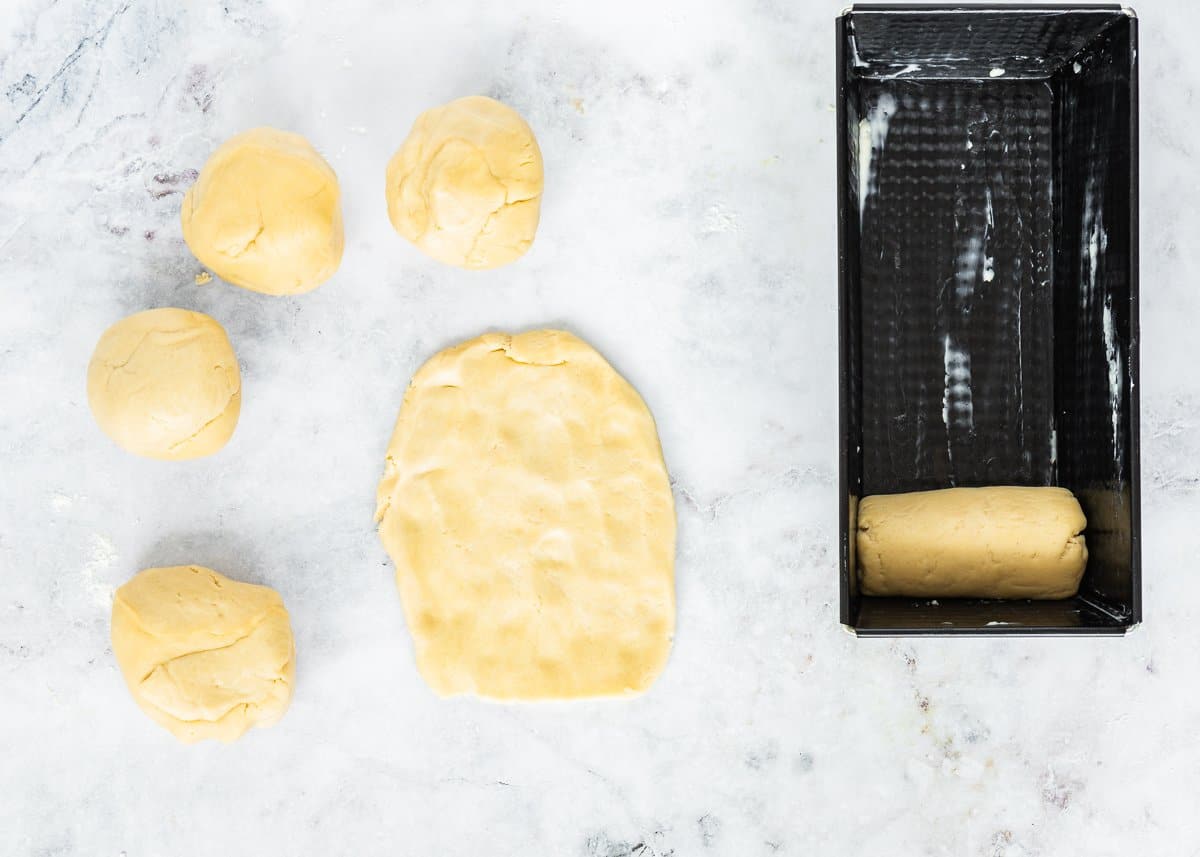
856, 487, 1087, 600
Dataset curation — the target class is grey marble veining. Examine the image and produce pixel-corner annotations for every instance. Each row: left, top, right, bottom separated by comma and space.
1, 0, 1198, 854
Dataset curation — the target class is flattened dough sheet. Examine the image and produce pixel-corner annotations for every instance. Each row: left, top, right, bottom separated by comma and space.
375, 330, 675, 700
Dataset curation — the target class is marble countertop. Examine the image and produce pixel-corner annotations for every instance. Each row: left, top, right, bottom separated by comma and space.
2, 0, 1198, 854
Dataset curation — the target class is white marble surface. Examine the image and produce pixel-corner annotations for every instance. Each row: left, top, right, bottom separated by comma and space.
2, 0, 1198, 854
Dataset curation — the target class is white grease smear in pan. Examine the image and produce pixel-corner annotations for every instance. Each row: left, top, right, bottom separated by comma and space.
857, 92, 897, 224
942, 180, 988, 467
957, 235, 981, 299
857, 120, 871, 220
955, 231, 984, 300
1084, 179, 1122, 463
1086, 187, 1104, 300
880, 63, 922, 80
848, 31, 868, 68
982, 186, 995, 282
943, 335, 975, 433
1103, 295, 1122, 458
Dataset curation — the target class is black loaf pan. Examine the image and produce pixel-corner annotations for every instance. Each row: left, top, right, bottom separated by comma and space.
837, 5, 1140, 635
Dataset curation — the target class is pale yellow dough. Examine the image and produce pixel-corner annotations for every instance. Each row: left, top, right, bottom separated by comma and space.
385, 96, 543, 269
857, 486, 1088, 599
111, 565, 295, 744
181, 127, 343, 295
87, 308, 240, 460
375, 330, 675, 700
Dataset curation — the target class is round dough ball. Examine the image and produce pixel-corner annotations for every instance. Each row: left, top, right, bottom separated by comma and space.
111, 565, 295, 744
375, 330, 675, 700
86, 308, 241, 460
385, 96, 543, 269
181, 127, 344, 295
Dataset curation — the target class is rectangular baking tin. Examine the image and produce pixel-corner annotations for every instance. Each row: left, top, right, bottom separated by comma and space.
837, 5, 1140, 635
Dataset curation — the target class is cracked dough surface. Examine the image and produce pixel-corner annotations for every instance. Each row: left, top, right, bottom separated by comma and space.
857, 486, 1088, 599
111, 565, 295, 744
375, 330, 675, 700
86, 308, 240, 460
385, 96, 543, 269
181, 127, 343, 295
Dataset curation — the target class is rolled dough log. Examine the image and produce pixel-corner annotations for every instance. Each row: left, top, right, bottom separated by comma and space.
856, 486, 1087, 599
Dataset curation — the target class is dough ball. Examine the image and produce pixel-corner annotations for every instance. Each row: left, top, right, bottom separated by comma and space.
385, 96, 543, 269
86, 308, 240, 460
181, 127, 344, 295
376, 330, 675, 700
111, 565, 295, 744
857, 486, 1088, 599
